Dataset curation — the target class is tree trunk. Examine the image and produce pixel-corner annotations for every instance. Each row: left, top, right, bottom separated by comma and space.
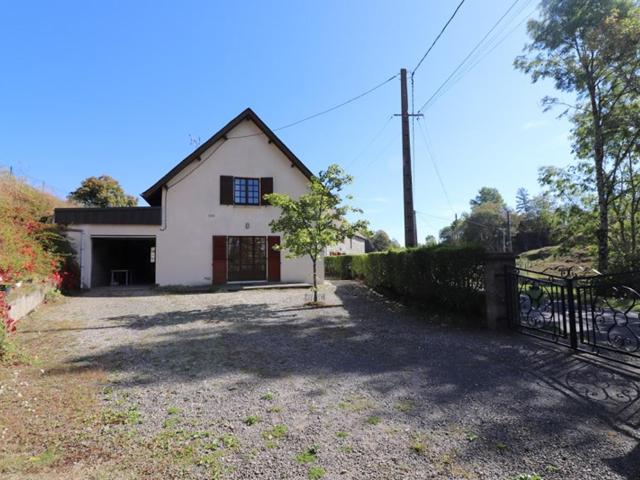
311, 258, 318, 303
595, 153, 610, 272
629, 157, 638, 258
588, 81, 609, 272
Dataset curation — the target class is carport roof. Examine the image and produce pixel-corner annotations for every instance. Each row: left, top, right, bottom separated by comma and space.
54, 207, 162, 225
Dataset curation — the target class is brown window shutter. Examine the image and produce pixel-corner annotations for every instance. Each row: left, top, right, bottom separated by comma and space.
220, 176, 233, 205
267, 235, 281, 282
260, 177, 273, 205
212, 236, 227, 284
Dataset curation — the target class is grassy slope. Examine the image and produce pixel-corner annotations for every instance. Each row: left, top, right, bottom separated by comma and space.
0, 171, 71, 283
517, 245, 597, 275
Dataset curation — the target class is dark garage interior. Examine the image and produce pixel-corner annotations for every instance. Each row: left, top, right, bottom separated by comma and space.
91, 237, 156, 287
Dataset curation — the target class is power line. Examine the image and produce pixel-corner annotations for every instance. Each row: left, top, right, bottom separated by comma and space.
346, 114, 395, 168
412, 0, 467, 75
410, 0, 468, 193
415, 210, 452, 222
415, 214, 441, 229
415, 117, 454, 213
411, 75, 416, 194
416, 209, 507, 232
420, 0, 594, 111
426, 0, 536, 106
411, 0, 465, 195
417, 0, 525, 113
462, 3, 537, 73
228, 73, 399, 141
362, 134, 398, 170
276, 74, 399, 131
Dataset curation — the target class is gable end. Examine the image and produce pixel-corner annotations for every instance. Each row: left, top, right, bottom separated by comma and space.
141, 108, 314, 206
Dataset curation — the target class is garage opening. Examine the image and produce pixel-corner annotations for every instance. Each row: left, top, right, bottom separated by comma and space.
91, 237, 156, 287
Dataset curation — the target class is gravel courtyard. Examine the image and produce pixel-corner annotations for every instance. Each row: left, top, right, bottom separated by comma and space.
48, 281, 640, 479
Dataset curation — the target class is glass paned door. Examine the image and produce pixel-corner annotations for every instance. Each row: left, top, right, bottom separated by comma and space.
227, 236, 267, 281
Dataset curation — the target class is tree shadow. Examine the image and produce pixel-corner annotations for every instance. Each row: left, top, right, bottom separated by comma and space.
49, 280, 640, 477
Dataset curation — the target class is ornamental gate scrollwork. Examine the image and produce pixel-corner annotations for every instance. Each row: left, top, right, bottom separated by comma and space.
506, 268, 640, 367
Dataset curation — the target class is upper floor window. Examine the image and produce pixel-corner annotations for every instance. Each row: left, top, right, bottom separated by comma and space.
233, 177, 260, 205
220, 175, 272, 206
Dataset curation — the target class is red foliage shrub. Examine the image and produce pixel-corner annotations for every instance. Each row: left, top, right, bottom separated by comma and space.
0, 171, 79, 335
0, 291, 15, 333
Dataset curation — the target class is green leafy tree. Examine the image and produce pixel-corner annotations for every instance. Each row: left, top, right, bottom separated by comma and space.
451, 187, 508, 251
265, 164, 368, 303
424, 235, 437, 247
370, 229, 400, 251
539, 165, 599, 249
608, 154, 640, 267
68, 175, 138, 207
514, 188, 558, 252
470, 187, 505, 208
462, 203, 507, 251
515, 0, 640, 271
439, 217, 463, 244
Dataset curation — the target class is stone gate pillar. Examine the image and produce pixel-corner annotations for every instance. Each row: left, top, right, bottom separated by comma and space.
484, 253, 516, 330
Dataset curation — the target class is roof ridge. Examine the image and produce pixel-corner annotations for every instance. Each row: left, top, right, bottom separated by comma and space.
140, 108, 314, 206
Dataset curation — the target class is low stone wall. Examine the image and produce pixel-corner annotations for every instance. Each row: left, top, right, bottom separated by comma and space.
6, 284, 52, 321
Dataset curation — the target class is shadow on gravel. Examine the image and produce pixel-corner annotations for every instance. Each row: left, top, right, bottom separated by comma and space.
52, 281, 640, 478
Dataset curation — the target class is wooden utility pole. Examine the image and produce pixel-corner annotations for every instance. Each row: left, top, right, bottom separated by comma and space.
506, 209, 512, 252
400, 68, 418, 248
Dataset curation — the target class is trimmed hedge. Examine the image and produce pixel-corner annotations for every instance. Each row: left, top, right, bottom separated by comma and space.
325, 245, 486, 315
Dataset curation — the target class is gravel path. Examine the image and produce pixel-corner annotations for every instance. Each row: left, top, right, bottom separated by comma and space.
48, 281, 640, 479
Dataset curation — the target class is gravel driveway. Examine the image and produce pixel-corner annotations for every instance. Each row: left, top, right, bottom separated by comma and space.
49, 281, 640, 479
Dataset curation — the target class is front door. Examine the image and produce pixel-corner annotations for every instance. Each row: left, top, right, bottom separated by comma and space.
227, 236, 267, 281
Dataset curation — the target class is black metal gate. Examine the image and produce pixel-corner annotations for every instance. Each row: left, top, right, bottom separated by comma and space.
506, 267, 640, 367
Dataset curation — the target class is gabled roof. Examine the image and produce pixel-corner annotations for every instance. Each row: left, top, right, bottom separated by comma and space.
141, 108, 314, 206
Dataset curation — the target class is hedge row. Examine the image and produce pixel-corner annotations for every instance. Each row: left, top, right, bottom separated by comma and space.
325, 246, 486, 315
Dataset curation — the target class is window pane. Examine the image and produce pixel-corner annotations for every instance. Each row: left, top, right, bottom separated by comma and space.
233, 177, 260, 205
247, 178, 259, 204
234, 178, 247, 204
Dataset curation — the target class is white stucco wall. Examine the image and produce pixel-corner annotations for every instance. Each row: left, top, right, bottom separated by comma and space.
67, 118, 323, 288
327, 236, 367, 256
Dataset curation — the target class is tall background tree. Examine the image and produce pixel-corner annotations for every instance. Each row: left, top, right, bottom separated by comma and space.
515, 0, 640, 271
68, 175, 138, 207
438, 186, 559, 254
424, 235, 437, 247
265, 164, 367, 303
370, 229, 400, 251
513, 187, 557, 251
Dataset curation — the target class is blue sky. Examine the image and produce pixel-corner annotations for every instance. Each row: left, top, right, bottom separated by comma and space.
0, 0, 572, 242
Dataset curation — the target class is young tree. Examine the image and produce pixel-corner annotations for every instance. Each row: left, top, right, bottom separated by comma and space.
515, 0, 640, 271
265, 164, 368, 303
68, 175, 138, 207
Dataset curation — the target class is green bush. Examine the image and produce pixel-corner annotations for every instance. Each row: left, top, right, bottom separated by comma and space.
325, 245, 486, 315
325, 255, 355, 278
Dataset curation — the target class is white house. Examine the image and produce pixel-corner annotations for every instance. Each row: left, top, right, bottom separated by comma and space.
55, 108, 323, 288
327, 235, 367, 256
